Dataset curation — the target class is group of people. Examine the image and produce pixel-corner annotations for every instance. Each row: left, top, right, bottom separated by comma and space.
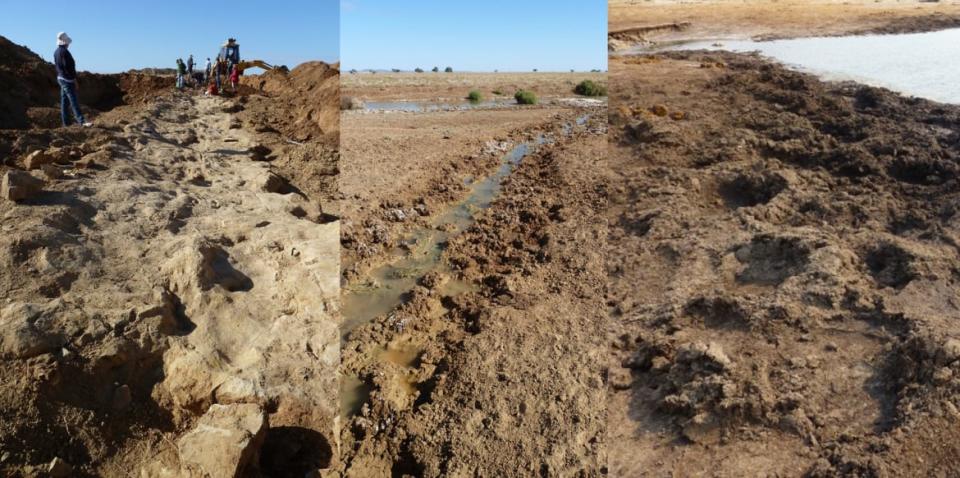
175, 39, 242, 95
52, 32, 245, 128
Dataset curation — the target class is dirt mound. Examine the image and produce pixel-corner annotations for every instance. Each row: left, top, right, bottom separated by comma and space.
234, 62, 340, 205
118, 73, 173, 105
0, 36, 167, 130
240, 61, 339, 142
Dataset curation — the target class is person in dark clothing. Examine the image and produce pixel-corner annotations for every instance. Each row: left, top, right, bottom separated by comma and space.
53, 32, 90, 127
176, 58, 186, 89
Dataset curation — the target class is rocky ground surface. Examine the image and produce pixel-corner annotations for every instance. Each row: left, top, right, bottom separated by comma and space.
608, 0, 960, 50
0, 39, 339, 477
607, 49, 960, 477
338, 72, 608, 475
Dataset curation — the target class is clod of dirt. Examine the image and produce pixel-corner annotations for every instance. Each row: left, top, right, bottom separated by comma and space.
23, 150, 53, 170
1, 170, 44, 201
177, 403, 267, 478
0, 302, 66, 358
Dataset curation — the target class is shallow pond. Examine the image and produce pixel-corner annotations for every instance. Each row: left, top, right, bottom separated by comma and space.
667, 28, 960, 104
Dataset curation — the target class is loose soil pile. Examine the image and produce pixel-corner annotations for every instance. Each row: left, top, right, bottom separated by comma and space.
238, 62, 340, 206
608, 50, 960, 476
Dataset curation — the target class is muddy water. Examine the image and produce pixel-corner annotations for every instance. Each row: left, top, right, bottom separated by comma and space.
670, 28, 960, 104
338, 141, 536, 418
340, 141, 536, 336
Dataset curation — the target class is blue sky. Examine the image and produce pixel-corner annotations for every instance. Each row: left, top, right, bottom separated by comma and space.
341, 0, 607, 72
0, 1, 339, 73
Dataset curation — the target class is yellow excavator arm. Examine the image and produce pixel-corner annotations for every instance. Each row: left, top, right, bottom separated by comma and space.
236, 60, 274, 73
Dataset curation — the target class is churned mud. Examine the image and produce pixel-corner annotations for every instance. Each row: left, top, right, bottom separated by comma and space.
338, 73, 608, 476
0, 37, 339, 477
607, 49, 960, 476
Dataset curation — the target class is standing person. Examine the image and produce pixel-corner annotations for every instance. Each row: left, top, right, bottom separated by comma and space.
53, 32, 91, 127
204, 57, 212, 84
175, 58, 186, 89
230, 63, 240, 93
187, 54, 194, 77
215, 58, 226, 92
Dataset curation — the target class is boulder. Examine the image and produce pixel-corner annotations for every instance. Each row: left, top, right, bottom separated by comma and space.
2, 170, 45, 201
178, 403, 267, 478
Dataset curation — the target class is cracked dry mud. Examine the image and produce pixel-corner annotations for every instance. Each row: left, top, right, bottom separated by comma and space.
0, 93, 338, 477
607, 50, 960, 476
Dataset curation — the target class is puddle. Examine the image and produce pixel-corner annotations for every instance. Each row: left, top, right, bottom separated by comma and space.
655, 28, 960, 104
340, 375, 371, 417
381, 342, 422, 368
364, 98, 517, 112
340, 140, 537, 335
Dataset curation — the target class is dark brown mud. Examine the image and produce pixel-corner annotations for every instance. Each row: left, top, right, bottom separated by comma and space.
608, 50, 960, 476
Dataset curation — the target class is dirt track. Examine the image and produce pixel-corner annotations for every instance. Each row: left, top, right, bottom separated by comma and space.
607, 48, 960, 477
338, 73, 608, 476
0, 38, 339, 477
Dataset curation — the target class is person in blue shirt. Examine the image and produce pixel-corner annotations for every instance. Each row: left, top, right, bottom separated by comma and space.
53, 32, 91, 127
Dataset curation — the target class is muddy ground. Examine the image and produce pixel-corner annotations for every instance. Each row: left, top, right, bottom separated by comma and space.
608, 0, 960, 50
338, 74, 608, 476
0, 38, 339, 477
607, 48, 960, 476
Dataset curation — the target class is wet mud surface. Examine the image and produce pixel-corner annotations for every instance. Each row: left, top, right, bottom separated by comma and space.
338, 72, 608, 475
607, 50, 960, 476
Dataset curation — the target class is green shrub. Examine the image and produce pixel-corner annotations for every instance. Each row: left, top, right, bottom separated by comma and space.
415, 67, 424, 73
467, 90, 483, 103
514, 90, 537, 105
492, 89, 504, 96
432, 66, 439, 72
444, 66, 453, 73
574, 80, 607, 97
391, 68, 401, 73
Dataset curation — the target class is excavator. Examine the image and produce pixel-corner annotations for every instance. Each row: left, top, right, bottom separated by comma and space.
217, 38, 286, 74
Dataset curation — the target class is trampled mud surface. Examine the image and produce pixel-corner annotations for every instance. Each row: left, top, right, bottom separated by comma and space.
338, 73, 608, 476
607, 50, 960, 476
0, 38, 339, 477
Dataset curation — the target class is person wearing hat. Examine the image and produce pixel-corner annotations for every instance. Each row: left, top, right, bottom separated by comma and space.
53, 32, 91, 127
